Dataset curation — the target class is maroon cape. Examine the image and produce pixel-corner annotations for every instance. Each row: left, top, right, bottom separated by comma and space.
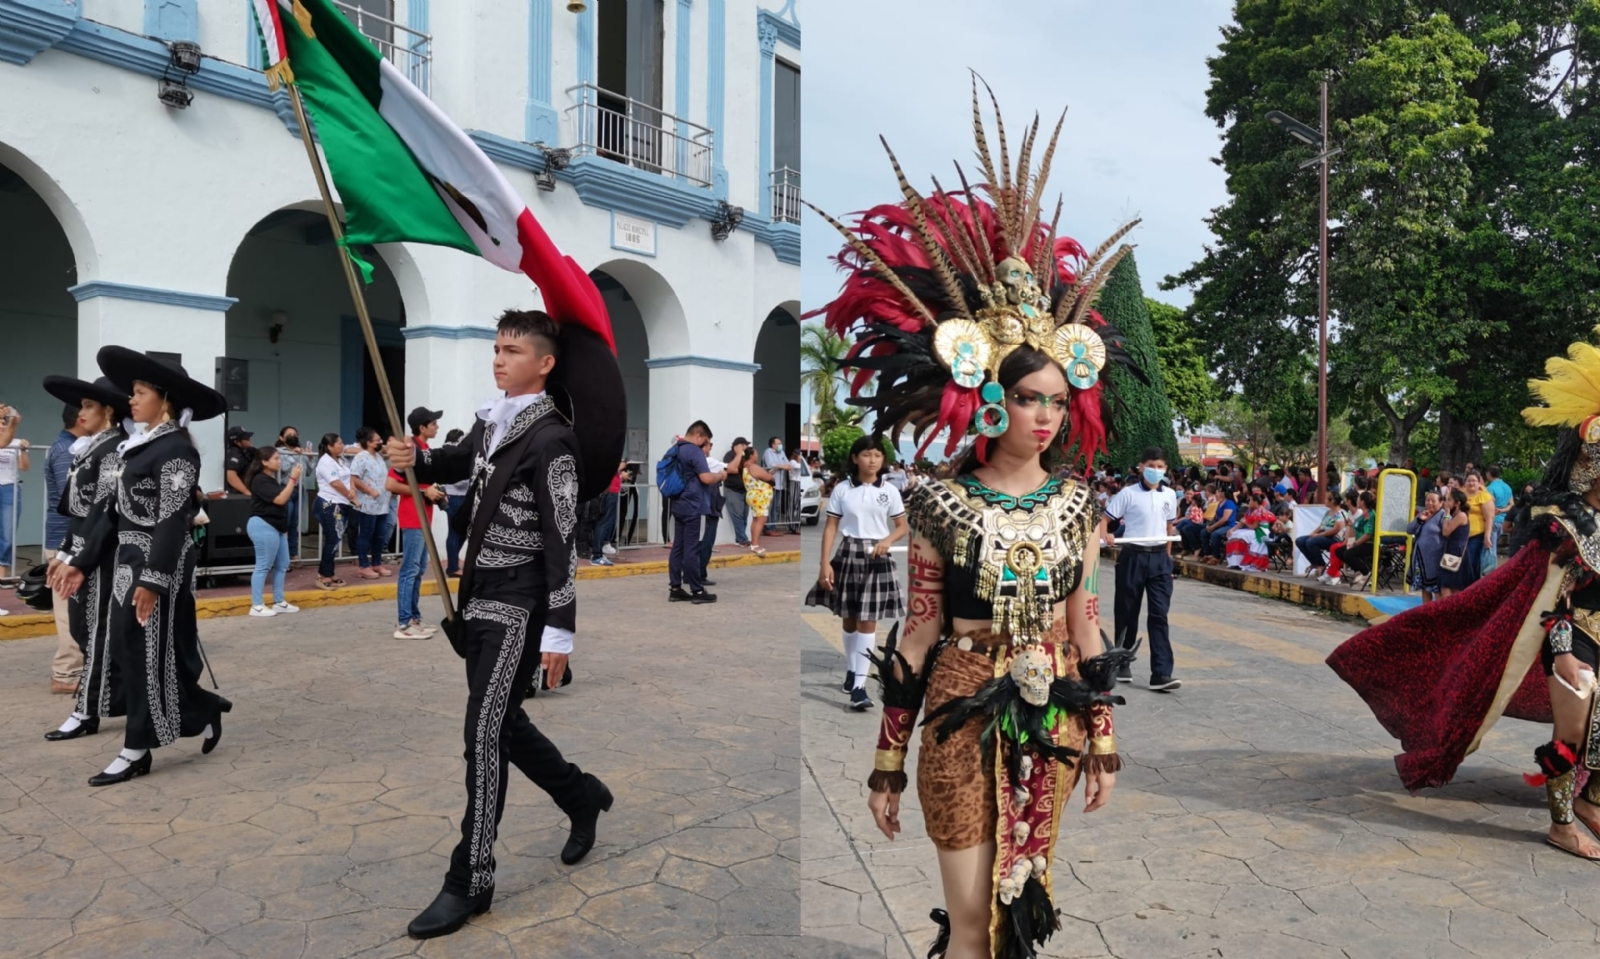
1327, 542, 1556, 791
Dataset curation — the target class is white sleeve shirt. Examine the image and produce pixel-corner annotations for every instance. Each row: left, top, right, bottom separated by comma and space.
1104, 483, 1178, 540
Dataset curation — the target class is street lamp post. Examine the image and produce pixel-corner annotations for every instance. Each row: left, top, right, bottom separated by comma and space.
1266, 81, 1340, 506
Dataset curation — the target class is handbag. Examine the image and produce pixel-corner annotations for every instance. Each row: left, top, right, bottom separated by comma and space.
1440, 545, 1466, 572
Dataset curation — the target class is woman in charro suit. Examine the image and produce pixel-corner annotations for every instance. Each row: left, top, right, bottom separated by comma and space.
42, 375, 131, 742
86, 347, 233, 787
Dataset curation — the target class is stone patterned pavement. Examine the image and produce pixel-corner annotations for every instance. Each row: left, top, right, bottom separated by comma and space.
0, 564, 799, 959
799, 528, 1600, 958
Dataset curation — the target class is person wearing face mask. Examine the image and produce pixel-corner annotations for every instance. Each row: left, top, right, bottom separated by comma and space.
1104, 448, 1181, 691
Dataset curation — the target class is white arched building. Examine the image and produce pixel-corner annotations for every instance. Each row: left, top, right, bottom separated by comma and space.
0, 0, 800, 549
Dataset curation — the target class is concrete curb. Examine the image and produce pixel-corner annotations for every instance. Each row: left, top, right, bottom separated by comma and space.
1105, 547, 1372, 619
0, 549, 800, 641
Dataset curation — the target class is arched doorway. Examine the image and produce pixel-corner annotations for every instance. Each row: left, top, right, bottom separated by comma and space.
753, 302, 800, 458
223, 208, 408, 444
587, 258, 692, 546
0, 154, 83, 564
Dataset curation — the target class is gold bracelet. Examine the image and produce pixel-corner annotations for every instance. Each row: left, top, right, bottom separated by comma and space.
1088, 735, 1117, 756
873, 748, 907, 773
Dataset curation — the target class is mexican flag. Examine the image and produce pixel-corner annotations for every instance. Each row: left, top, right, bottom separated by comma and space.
250, 0, 611, 347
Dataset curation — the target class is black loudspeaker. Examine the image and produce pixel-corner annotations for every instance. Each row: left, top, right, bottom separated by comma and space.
215, 357, 249, 412
200, 496, 257, 566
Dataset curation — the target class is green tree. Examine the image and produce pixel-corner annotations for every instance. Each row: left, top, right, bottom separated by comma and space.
1099, 254, 1181, 470
1144, 298, 1216, 432
821, 425, 895, 476
801, 322, 849, 423
1167, 1, 1600, 472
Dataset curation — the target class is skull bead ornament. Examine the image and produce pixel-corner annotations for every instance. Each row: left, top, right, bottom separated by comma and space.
1010, 645, 1054, 707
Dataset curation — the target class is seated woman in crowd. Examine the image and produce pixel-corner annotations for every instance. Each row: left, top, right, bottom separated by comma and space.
1224, 490, 1277, 570
1295, 491, 1350, 578
1202, 486, 1239, 564
1321, 490, 1377, 589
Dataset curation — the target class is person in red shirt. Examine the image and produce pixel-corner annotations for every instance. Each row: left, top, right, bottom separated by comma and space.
388, 408, 447, 638
590, 459, 626, 566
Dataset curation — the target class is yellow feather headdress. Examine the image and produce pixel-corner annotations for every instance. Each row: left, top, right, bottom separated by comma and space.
1523, 332, 1600, 444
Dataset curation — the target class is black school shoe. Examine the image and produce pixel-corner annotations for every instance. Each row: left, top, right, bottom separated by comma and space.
691, 591, 717, 604
1149, 675, 1182, 692
849, 687, 875, 711
842, 670, 856, 693
669, 587, 692, 602
407, 886, 493, 939
1116, 664, 1133, 684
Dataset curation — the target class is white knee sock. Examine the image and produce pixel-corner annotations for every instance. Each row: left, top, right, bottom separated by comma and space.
102, 747, 148, 775
841, 631, 858, 676
852, 632, 876, 688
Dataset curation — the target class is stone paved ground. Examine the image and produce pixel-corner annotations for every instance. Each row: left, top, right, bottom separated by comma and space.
800, 528, 1600, 958
0, 563, 798, 959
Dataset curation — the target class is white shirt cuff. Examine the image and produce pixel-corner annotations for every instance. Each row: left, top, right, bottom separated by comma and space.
541, 626, 573, 655
55, 552, 74, 566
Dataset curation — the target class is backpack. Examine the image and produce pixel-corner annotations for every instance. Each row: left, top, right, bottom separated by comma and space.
655, 442, 689, 498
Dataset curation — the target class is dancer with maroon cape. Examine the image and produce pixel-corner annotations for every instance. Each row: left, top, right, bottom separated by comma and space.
1328, 330, 1600, 861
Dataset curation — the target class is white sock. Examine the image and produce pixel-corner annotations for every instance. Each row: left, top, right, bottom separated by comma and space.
202, 724, 214, 741
57, 713, 88, 733
853, 632, 875, 689
842, 631, 859, 675
102, 747, 148, 775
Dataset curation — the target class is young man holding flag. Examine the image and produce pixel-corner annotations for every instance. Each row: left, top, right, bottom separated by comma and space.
254, 0, 625, 938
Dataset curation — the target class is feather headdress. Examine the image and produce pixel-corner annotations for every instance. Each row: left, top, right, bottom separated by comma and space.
805, 74, 1147, 463
1524, 332, 1600, 443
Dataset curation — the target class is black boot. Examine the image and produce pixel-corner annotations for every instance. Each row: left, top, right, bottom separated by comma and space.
406, 885, 493, 939
561, 773, 614, 865
45, 717, 99, 741
202, 698, 232, 755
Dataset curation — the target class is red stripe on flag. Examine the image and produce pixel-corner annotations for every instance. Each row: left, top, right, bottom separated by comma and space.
515, 208, 616, 353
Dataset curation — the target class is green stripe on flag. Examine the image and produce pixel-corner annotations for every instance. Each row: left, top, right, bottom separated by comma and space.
279, 0, 477, 257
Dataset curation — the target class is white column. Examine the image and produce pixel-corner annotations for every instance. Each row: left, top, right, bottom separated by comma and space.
647, 359, 755, 545
73, 288, 235, 493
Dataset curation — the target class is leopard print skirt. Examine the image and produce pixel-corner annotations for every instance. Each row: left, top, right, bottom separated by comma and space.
916, 624, 1087, 851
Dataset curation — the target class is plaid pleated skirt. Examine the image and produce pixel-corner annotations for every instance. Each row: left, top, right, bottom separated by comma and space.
804, 536, 906, 621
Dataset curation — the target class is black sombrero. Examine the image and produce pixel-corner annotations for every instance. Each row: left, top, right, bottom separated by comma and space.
548, 324, 626, 502
96, 346, 227, 423
42, 375, 131, 421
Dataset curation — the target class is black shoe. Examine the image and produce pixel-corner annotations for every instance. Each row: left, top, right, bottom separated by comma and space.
406, 885, 493, 939
842, 670, 856, 693
669, 587, 691, 602
849, 687, 875, 711
690, 591, 717, 604
1116, 664, 1133, 684
1149, 674, 1182, 692
561, 774, 614, 865
88, 751, 152, 787
700, 578, 717, 587
202, 698, 233, 755
45, 717, 99, 741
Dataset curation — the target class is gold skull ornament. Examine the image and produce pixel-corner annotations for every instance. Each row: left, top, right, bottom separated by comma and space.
1009, 645, 1054, 707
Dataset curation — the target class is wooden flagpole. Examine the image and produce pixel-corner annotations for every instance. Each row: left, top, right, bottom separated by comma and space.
284, 85, 457, 629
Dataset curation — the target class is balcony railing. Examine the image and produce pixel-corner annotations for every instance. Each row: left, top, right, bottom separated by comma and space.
565, 83, 715, 187
771, 167, 801, 224
334, 0, 432, 95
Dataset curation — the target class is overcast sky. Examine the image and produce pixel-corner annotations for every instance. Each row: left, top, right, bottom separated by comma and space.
800, 0, 1237, 324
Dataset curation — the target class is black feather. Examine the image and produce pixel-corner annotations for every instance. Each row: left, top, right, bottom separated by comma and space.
999, 876, 1060, 959
927, 908, 951, 959
1076, 639, 1139, 693
867, 623, 930, 709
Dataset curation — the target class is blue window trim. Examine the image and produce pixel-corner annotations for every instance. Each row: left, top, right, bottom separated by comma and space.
645, 355, 761, 375
68, 281, 238, 312
673, 0, 692, 185
525, 0, 558, 144
706, 0, 726, 197
401, 325, 498, 341
755, 8, 799, 219
144, 0, 197, 43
